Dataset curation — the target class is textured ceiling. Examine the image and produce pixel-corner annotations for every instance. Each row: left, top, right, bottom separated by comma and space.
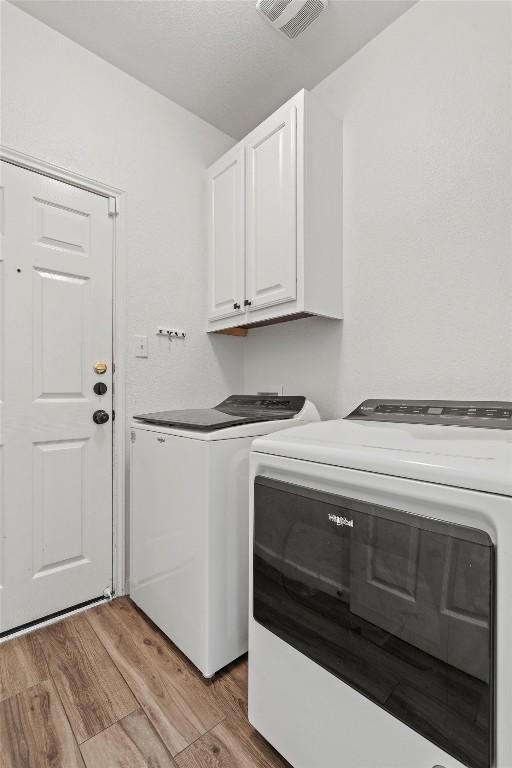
11, 0, 415, 138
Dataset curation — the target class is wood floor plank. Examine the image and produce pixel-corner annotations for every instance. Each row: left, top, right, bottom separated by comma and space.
105, 598, 204, 679
80, 708, 177, 768
38, 613, 138, 743
0, 633, 48, 702
174, 717, 290, 768
210, 657, 248, 722
86, 598, 225, 756
226, 656, 248, 697
0, 679, 85, 768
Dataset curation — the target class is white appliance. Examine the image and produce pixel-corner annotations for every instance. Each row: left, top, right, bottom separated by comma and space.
130, 395, 319, 678
249, 399, 512, 768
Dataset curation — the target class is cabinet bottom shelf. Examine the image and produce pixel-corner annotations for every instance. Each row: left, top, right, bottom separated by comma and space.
212, 311, 315, 337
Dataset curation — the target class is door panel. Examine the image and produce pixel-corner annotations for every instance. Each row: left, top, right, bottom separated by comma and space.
33, 270, 89, 399
208, 146, 245, 321
441, 538, 491, 682
253, 476, 494, 768
0, 161, 113, 632
32, 439, 87, 575
34, 196, 90, 254
351, 513, 447, 654
366, 515, 420, 598
351, 512, 491, 683
246, 102, 297, 311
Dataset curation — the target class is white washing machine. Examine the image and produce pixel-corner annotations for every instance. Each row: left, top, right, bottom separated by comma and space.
248, 399, 512, 768
130, 395, 319, 678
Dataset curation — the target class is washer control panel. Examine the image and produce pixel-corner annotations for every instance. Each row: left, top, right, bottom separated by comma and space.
346, 399, 512, 429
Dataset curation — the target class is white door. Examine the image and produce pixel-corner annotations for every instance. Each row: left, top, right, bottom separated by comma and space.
0, 161, 114, 632
207, 145, 245, 322
245, 101, 297, 312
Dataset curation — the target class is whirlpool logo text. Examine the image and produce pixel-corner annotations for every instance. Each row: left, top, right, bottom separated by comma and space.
328, 514, 354, 528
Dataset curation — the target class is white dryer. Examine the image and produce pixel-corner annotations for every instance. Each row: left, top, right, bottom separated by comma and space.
248, 400, 512, 768
130, 395, 319, 678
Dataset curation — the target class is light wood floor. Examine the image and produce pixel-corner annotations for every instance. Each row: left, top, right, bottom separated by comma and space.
0, 597, 290, 768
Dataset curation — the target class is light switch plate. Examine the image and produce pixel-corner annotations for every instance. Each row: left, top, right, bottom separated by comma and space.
134, 335, 148, 358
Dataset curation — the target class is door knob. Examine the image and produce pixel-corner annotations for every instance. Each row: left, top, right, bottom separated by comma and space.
93, 410, 110, 425
94, 361, 108, 375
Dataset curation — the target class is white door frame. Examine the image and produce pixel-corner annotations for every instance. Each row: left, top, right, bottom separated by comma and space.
0, 145, 127, 600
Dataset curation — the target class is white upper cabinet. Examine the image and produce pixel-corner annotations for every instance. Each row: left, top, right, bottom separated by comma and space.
207, 90, 342, 332
246, 100, 297, 312
207, 145, 245, 321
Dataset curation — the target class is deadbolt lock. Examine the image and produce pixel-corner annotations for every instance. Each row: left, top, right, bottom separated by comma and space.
94, 361, 108, 375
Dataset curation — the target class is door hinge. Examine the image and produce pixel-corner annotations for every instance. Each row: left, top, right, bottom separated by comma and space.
131, 430, 136, 443
108, 196, 119, 216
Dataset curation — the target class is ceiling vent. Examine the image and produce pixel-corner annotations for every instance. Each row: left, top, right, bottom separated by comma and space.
257, 0, 328, 39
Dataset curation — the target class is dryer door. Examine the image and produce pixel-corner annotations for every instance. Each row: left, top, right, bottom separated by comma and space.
253, 475, 495, 768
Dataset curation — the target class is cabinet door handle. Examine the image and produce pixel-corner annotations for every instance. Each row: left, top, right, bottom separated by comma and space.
233, 302, 241, 310
244, 299, 252, 307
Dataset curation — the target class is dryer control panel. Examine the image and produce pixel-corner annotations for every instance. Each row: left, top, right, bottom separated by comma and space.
346, 399, 512, 429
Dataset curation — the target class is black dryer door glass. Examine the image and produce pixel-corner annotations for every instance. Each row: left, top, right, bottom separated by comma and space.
253, 476, 495, 768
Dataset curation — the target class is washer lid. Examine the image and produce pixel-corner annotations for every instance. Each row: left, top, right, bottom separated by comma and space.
133, 395, 306, 431
251, 417, 512, 496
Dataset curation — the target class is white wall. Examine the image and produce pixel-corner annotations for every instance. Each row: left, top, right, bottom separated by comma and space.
1, 1, 240, 424
244, 0, 512, 418
4, 0, 511, 427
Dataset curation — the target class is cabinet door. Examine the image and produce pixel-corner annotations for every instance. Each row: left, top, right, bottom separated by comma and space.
246, 102, 297, 311
208, 146, 245, 322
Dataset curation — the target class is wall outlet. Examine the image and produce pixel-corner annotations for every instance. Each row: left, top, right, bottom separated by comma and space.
134, 335, 148, 358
